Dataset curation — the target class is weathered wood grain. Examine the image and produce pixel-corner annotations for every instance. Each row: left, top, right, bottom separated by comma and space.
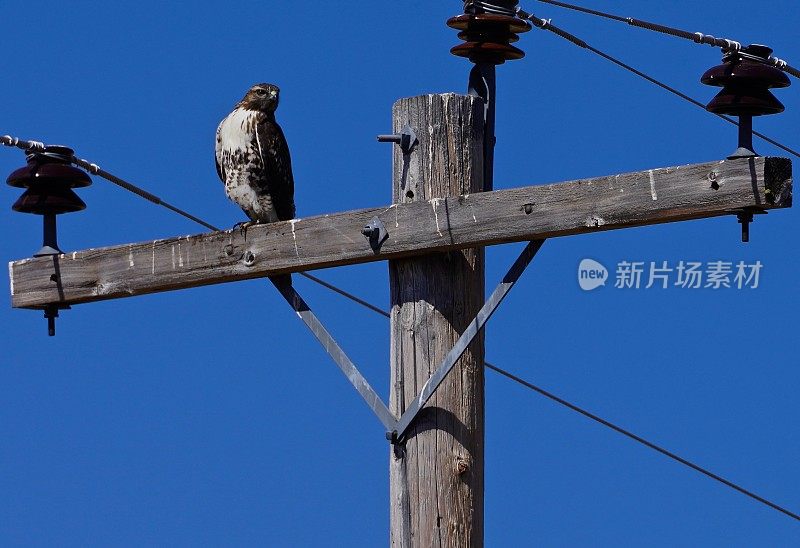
8, 146, 792, 309
388, 94, 485, 547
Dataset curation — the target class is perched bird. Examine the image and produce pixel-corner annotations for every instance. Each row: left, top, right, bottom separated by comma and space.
215, 83, 296, 226
215, 83, 296, 287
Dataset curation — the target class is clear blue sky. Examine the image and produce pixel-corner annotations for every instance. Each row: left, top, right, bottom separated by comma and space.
2, 1, 799, 545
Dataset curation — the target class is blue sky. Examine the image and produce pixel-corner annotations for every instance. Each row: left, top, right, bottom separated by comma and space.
2, 1, 799, 545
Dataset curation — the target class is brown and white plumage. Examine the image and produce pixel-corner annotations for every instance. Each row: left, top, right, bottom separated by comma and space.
215, 83, 296, 224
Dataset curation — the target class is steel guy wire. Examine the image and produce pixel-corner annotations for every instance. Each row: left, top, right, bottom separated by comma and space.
533, 0, 800, 78
4, 134, 797, 521
513, 9, 800, 160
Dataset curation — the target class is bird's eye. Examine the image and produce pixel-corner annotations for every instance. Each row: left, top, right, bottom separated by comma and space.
256, 89, 267, 96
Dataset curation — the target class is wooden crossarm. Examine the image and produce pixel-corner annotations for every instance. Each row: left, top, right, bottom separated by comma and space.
7, 156, 792, 309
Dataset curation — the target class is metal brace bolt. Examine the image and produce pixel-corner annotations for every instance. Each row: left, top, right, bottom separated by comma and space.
377, 124, 418, 154
362, 216, 389, 252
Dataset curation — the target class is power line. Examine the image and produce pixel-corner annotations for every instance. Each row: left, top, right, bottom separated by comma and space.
535, 0, 740, 50
514, 9, 800, 160
533, 0, 800, 78
298, 272, 390, 318
485, 362, 800, 522
1, 135, 219, 231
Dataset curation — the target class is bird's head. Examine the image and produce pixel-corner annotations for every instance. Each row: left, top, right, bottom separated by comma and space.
239, 83, 280, 113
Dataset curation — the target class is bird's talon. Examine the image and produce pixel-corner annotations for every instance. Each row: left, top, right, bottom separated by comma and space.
234, 220, 258, 236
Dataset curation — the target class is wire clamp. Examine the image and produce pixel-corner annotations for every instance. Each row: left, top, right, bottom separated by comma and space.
771, 56, 788, 70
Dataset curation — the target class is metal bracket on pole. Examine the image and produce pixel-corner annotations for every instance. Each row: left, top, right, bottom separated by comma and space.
392, 239, 545, 439
377, 125, 419, 154
469, 63, 497, 191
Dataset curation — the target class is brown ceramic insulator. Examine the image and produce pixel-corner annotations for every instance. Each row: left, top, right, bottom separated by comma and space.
12, 185, 87, 215
7, 145, 91, 215
701, 44, 791, 116
7, 162, 92, 189
706, 86, 785, 116
448, 13, 531, 64
7, 145, 89, 264
457, 29, 520, 44
447, 13, 532, 34
451, 42, 526, 63
701, 60, 791, 89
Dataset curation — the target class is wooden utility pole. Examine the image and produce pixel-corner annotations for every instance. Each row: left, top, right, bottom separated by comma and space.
389, 94, 485, 546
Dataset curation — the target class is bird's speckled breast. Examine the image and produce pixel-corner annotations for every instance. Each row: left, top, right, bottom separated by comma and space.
215, 108, 277, 221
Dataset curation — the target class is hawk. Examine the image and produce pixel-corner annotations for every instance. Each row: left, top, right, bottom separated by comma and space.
215, 83, 296, 287
215, 83, 296, 226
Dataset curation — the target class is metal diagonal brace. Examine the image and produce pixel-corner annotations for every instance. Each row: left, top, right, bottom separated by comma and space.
270, 239, 544, 440
271, 278, 398, 432
393, 240, 546, 439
